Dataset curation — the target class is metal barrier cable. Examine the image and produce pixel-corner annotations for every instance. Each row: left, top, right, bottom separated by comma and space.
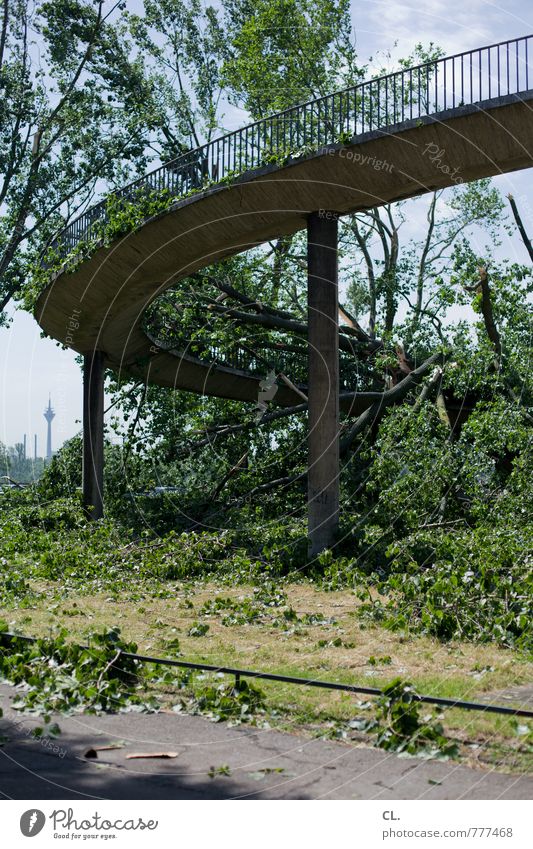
1, 632, 532, 719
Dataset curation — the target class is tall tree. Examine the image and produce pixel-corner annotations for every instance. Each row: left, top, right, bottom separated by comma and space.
125, 0, 229, 159
0, 0, 150, 323
221, 0, 362, 118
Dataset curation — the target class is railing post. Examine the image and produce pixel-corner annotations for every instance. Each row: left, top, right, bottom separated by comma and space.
82, 350, 105, 520
307, 211, 340, 557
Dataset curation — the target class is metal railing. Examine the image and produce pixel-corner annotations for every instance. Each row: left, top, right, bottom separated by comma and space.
146, 328, 364, 390
2, 632, 532, 719
52, 35, 533, 259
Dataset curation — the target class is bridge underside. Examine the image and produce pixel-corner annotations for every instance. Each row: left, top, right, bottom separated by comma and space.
35, 91, 533, 550
37, 93, 533, 394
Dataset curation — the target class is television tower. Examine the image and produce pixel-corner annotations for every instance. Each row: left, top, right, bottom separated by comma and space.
44, 396, 55, 460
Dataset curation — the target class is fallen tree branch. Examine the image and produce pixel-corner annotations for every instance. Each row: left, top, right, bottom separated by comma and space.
204, 276, 297, 321
231, 470, 306, 504
338, 304, 375, 345
476, 266, 502, 364
279, 373, 308, 401
0, 476, 25, 489
210, 451, 249, 500
175, 402, 309, 457
507, 194, 533, 262
414, 366, 443, 409
340, 350, 448, 454
206, 302, 370, 355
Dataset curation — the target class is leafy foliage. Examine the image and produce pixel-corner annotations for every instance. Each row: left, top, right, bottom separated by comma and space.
186, 678, 266, 722
352, 678, 459, 759
0, 0, 151, 321
0, 626, 154, 715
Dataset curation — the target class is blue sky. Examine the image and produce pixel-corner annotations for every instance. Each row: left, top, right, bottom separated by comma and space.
1, 0, 532, 450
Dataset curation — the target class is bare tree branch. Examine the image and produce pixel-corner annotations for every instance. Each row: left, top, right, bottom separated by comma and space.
508, 194, 533, 263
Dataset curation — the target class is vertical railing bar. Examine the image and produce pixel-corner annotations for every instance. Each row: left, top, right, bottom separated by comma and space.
346, 91, 349, 134
507, 42, 510, 93
289, 107, 293, 151
452, 57, 455, 107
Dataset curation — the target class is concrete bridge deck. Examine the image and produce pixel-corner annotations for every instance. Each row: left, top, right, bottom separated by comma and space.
35, 92, 533, 400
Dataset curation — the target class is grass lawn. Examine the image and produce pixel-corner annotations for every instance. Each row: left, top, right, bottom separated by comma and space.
2, 578, 532, 774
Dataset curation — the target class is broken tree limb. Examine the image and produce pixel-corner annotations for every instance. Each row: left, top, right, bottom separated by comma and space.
206, 302, 371, 355
508, 194, 533, 263
338, 304, 375, 345
414, 366, 443, 409
436, 388, 452, 430
413, 360, 451, 430
476, 266, 502, 364
279, 372, 308, 401
172, 356, 458, 463
210, 451, 249, 500
340, 350, 448, 454
463, 268, 533, 424
231, 470, 307, 504
175, 402, 309, 458
206, 276, 297, 320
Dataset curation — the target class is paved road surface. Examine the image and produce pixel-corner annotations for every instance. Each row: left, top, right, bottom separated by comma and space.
0, 684, 531, 800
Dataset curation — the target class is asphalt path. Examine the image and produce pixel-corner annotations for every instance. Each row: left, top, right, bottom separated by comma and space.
0, 684, 531, 800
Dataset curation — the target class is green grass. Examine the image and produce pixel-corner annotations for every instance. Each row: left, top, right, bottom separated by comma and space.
2, 578, 531, 773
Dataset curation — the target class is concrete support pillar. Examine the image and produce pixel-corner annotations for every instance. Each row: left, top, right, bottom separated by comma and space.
83, 350, 105, 520
307, 211, 340, 556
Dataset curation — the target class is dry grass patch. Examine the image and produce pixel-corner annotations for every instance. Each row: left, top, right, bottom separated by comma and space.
3, 580, 531, 705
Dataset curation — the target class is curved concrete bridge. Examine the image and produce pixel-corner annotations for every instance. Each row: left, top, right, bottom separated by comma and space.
34, 35, 533, 552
